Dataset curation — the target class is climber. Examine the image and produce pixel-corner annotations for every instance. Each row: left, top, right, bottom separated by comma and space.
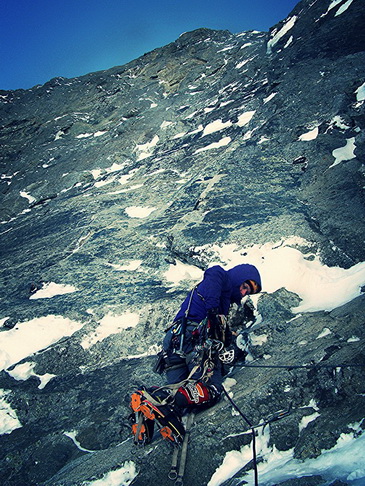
129, 263, 262, 445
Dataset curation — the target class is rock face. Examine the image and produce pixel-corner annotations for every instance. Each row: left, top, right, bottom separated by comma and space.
0, 0, 364, 485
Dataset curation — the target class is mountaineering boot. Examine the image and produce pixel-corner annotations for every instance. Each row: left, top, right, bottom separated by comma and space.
130, 387, 185, 445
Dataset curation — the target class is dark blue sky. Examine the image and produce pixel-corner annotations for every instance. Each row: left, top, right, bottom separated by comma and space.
1, 0, 299, 91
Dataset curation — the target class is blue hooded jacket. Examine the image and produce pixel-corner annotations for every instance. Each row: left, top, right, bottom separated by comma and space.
174, 264, 262, 323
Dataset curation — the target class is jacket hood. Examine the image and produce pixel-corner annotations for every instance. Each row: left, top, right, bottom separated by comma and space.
227, 264, 262, 304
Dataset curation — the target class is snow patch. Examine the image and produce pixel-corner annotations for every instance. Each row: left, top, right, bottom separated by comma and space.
164, 261, 203, 287
329, 137, 356, 168
299, 412, 320, 432
20, 191, 36, 204
250, 334, 268, 346
94, 177, 115, 189
117, 169, 137, 186
347, 335, 360, 343
236, 59, 250, 69
0, 315, 84, 371
194, 136, 231, 154
135, 135, 159, 161
355, 81, 365, 102
89, 163, 127, 183
263, 93, 277, 104
126, 343, 161, 360
0, 390, 22, 435
284, 36, 293, 48
173, 131, 187, 139
107, 184, 144, 195
106, 260, 142, 271
223, 377, 237, 394
76, 133, 93, 139
1, 172, 19, 184
64, 430, 95, 452
328, 116, 350, 130
299, 126, 319, 141
160, 120, 174, 129
335, 0, 354, 16
76, 130, 107, 139
267, 16, 297, 54
202, 119, 232, 136
326, 0, 345, 13
320, 0, 354, 19
191, 174, 226, 206
187, 124, 204, 134
104, 162, 126, 174
125, 206, 156, 218
204, 106, 215, 114
29, 282, 78, 299
217, 45, 235, 53
90, 169, 103, 179
236, 110, 255, 127
7, 362, 56, 389
192, 239, 365, 313
316, 328, 332, 339
54, 129, 65, 140
81, 311, 139, 349
209, 422, 365, 486
209, 425, 274, 486
83, 461, 138, 485
243, 130, 255, 141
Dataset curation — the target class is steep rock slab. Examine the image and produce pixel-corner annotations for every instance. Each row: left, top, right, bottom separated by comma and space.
0, 0, 364, 484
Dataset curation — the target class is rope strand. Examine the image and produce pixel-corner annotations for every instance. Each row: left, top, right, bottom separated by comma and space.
235, 362, 365, 370
222, 386, 259, 486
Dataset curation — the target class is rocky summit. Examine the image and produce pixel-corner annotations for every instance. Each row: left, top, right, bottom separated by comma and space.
1, 0, 365, 485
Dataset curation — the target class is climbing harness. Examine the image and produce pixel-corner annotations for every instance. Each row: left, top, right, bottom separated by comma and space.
168, 412, 195, 485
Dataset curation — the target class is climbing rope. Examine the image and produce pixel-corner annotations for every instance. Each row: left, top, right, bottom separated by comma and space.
235, 362, 365, 370
222, 385, 259, 486
219, 357, 364, 484
221, 386, 293, 486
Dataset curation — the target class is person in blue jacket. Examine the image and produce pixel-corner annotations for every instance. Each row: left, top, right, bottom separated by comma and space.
162, 264, 262, 408
130, 263, 262, 445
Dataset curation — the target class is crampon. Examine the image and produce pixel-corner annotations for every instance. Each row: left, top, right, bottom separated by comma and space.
130, 388, 185, 446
